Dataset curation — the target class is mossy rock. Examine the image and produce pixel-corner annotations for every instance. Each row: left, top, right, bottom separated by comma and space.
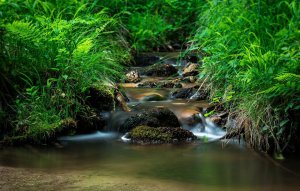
85, 86, 115, 111
119, 108, 180, 133
128, 125, 197, 144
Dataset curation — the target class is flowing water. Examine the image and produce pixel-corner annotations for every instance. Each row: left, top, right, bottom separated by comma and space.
1, 52, 300, 191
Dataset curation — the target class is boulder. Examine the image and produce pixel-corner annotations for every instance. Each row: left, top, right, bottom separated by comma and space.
128, 125, 197, 144
76, 110, 106, 133
182, 63, 199, 77
171, 87, 208, 100
125, 70, 141, 83
141, 63, 178, 77
85, 87, 115, 111
119, 108, 180, 133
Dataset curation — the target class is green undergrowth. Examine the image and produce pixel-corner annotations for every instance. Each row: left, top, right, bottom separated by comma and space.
0, 0, 130, 143
98, 0, 204, 52
190, 0, 300, 153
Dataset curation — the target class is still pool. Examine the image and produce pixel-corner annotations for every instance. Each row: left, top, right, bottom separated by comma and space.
1, 136, 299, 191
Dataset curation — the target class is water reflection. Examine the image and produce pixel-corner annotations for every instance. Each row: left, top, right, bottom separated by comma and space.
0, 140, 299, 190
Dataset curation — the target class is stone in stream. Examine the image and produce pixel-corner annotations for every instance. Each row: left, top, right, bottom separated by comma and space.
138, 80, 182, 88
119, 108, 180, 133
85, 87, 115, 111
128, 125, 197, 144
125, 70, 141, 83
182, 63, 199, 77
140, 63, 178, 77
141, 93, 166, 101
171, 87, 208, 100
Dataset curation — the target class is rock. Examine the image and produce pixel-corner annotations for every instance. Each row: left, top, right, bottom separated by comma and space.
128, 125, 197, 144
182, 76, 197, 83
134, 54, 160, 66
85, 87, 115, 111
160, 82, 182, 88
189, 76, 197, 83
141, 94, 166, 101
137, 81, 158, 88
182, 63, 199, 77
76, 110, 106, 133
171, 87, 208, 100
138, 80, 182, 88
187, 53, 199, 63
125, 70, 141, 83
141, 63, 178, 77
119, 108, 180, 133
171, 88, 195, 99
189, 89, 208, 100
208, 116, 222, 125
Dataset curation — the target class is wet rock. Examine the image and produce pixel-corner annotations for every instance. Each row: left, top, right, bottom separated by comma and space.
138, 80, 182, 88
182, 76, 197, 83
134, 54, 160, 66
141, 63, 178, 77
189, 76, 197, 83
76, 110, 106, 133
137, 81, 158, 88
171, 88, 194, 99
141, 94, 166, 101
171, 87, 208, 100
208, 116, 222, 125
128, 125, 197, 144
187, 54, 199, 63
125, 70, 141, 83
205, 104, 229, 127
159, 82, 182, 88
189, 90, 208, 100
85, 87, 115, 111
119, 108, 180, 133
182, 63, 199, 77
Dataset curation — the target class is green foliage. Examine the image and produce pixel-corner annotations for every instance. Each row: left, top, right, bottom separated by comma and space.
0, 0, 130, 143
191, 0, 300, 152
98, 0, 204, 51
128, 13, 172, 51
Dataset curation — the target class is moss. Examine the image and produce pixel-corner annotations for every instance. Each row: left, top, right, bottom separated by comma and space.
129, 126, 172, 142
128, 125, 196, 144
85, 86, 115, 111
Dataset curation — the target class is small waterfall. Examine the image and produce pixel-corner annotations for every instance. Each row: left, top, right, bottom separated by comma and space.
190, 113, 227, 142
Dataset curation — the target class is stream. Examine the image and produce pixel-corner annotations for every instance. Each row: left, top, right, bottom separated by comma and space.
0, 52, 300, 191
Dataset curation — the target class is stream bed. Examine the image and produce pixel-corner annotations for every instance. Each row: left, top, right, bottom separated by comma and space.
1, 139, 300, 191
1, 52, 299, 191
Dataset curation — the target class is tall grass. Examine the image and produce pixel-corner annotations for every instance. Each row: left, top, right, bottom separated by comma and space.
98, 0, 204, 52
0, 0, 130, 143
191, 0, 300, 153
